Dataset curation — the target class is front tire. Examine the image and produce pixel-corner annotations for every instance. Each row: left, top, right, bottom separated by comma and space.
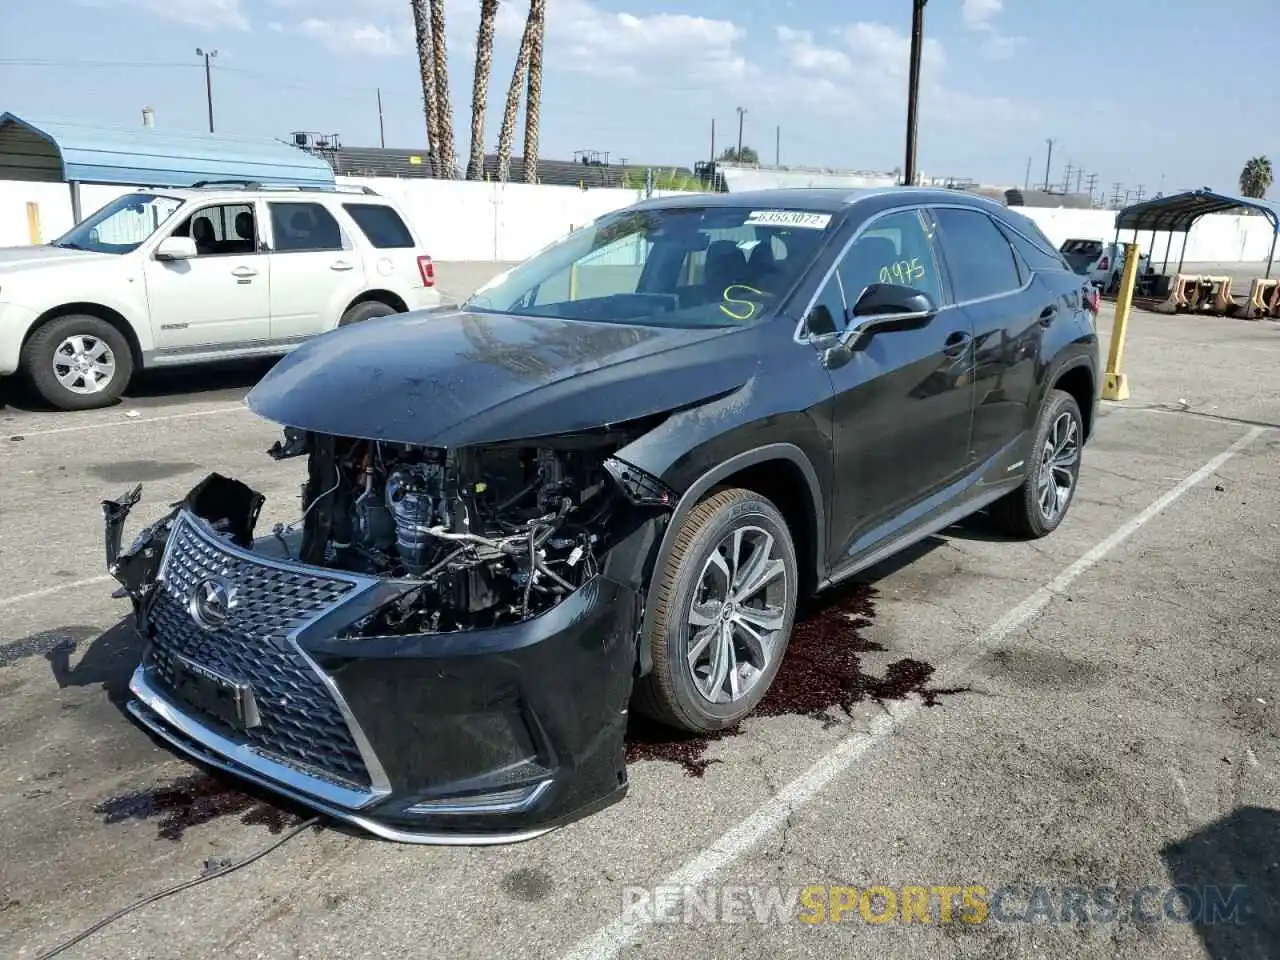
990, 389, 1084, 539
633, 488, 799, 733
339, 300, 398, 327
21, 314, 133, 411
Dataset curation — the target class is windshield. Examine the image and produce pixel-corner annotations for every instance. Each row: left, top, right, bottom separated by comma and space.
51, 193, 184, 255
464, 205, 837, 328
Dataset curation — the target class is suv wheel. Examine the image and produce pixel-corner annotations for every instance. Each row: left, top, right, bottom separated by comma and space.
633, 488, 799, 733
21, 314, 133, 411
990, 389, 1083, 539
339, 300, 398, 326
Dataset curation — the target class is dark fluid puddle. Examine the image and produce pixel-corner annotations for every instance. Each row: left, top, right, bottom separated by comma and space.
96, 773, 301, 842
625, 583, 968, 776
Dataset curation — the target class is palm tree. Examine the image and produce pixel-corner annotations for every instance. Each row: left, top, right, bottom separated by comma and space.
465, 0, 500, 181
496, 7, 537, 182
1239, 156, 1273, 199
521, 0, 547, 185
429, 0, 455, 177
411, 0, 440, 173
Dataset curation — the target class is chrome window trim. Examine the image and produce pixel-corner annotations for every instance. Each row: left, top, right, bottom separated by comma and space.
156, 510, 394, 797
793, 199, 1053, 345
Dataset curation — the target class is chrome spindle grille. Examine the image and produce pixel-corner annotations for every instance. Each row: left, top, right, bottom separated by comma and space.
146, 514, 372, 788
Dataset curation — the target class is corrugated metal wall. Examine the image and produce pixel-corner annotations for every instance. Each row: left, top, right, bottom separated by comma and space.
0, 121, 62, 182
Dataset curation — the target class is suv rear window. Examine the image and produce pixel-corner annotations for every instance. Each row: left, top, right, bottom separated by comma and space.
343, 203, 415, 249
1061, 239, 1103, 256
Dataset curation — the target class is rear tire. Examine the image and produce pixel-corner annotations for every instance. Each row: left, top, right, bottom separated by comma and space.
990, 389, 1083, 539
21, 314, 133, 411
633, 488, 799, 733
339, 300, 398, 326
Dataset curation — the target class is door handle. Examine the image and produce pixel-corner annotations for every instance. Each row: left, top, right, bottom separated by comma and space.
1039, 304, 1059, 326
330, 261, 354, 272
231, 266, 258, 278
942, 331, 972, 357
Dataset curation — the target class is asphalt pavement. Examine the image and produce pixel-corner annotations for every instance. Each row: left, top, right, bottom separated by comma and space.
1, 287, 1277, 960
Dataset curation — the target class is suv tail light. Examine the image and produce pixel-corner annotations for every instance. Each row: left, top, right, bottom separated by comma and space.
417, 255, 435, 287
1096, 255, 1109, 272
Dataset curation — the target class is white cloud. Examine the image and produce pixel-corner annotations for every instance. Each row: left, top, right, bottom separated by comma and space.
115, 0, 249, 30
772, 20, 1030, 128
960, 0, 1027, 61
291, 17, 403, 56
962, 0, 1003, 28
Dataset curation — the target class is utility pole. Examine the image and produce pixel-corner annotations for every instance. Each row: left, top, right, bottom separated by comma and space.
1061, 160, 1074, 194
1085, 172, 1099, 204
1076, 168, 1083, 194
1024, 156, 1032, 192
735, 106, 746, 161
377, 88, 386, 148
1042, 138, 1055, 191
1133, 184, 1145, 203
775, 125, 780, 166
195, 47, 217, 133
709, 118, 716, 167
903, 0, 928, 186
1111, 181, 1123, 208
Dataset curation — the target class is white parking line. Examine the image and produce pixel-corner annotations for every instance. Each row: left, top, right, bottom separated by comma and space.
4, 403, 249, 440
561, 424, 1267, 960
0, 575, 114, 610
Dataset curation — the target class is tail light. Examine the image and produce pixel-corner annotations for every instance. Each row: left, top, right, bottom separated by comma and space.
1096, 256, 1109, 272
417, 255, 435, 287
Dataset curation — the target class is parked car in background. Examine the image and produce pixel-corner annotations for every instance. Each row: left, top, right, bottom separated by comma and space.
1059, 238, 1150, 292
104, 187, 1100, 843
0, 183, 439, 410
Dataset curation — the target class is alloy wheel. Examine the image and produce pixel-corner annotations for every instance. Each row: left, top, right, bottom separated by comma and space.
52, 334, 116, 395
686, 525, 789, 704
1037, 410, 1079, 523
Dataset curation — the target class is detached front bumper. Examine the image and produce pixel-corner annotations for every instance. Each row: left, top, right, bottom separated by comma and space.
108, 490, 639, 844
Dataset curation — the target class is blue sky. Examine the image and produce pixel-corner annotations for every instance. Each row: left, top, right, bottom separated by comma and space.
2, 0, 1277, 197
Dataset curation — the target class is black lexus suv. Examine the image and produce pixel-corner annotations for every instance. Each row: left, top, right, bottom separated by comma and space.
104, 187, 1100, 844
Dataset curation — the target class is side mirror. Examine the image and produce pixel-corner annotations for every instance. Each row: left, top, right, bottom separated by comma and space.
155, 236, 198, 261
821, 283, 937, 370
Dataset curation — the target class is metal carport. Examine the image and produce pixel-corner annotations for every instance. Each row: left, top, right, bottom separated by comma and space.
0, 112, 335, 223
1114, 188, 1280, 279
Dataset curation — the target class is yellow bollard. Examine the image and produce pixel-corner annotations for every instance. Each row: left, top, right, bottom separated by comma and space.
26, 202, 41, 244
1101, 241, 1141, 401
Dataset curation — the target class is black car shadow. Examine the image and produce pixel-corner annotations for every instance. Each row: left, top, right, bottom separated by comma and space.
44, 617, 146, 706
1160, 806, 1280, 960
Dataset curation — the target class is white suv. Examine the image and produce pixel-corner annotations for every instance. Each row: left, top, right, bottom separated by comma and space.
0, 182, 441, 410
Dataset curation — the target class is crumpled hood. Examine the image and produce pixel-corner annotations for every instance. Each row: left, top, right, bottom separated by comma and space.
246, 307, 765, 446
0, 245, 106, 276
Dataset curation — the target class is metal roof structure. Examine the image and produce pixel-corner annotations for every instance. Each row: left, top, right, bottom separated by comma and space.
0, 113, 335, 188
1115, 188, 1280, 233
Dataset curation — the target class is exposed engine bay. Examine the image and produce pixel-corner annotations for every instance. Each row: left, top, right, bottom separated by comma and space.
255, 426, 674, 636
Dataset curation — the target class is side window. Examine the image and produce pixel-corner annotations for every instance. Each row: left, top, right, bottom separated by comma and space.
995, 218, 1069, 273
931, 208, 1023, 302
269, 202, 345, 253
173, 203, 257, 256
835, 210, 943, 309
343, 203, 415, 249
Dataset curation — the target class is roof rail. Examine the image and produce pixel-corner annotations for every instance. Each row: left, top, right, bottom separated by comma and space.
187, 180, 378, 196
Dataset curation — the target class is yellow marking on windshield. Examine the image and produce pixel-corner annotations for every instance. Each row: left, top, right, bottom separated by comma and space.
719, 284, 767, 321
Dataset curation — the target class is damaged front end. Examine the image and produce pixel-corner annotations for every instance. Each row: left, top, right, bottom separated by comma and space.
104, 425, 675, 843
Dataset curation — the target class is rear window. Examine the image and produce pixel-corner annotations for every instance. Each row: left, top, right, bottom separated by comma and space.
343, 203, 415, 249
1061, 238, 1103, 256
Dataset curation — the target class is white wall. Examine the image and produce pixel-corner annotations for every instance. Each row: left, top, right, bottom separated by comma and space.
0, 175, 1275, 267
